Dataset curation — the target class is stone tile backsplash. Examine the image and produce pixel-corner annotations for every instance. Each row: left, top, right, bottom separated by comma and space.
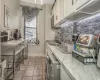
77, 13, 100, 34
55, 13, 100, 44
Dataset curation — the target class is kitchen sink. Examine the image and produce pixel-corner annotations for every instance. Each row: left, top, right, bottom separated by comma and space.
47, 40, 73, 54
56, 45, 73, 54
56, 46, 68, 54
47, 40, 60, 46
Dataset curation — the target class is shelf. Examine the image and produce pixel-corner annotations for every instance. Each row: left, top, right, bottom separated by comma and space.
2, 45, 26, 56
0, 35, 8, 37
4, 68, 13, 80
1, 39, 28, 80
2, 39, 25, 47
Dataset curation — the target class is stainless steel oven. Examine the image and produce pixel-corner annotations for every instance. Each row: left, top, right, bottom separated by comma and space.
46, 49, 60, 80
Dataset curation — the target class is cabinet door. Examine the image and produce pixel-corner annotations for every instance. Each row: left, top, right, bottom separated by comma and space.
75, 0, 91, 10
57, 0, 64, 23
64, 0, 74, 18
54, 0, 64, 26
60, 66, 71, 80
52, 7, 54, 16
54, 3, 57, 26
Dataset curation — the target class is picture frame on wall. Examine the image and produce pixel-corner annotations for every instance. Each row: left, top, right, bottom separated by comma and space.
4, 5, 9, 27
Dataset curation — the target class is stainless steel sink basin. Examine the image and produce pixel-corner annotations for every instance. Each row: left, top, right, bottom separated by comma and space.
56, 46, 67, 53
47, 40, 60, 46
47, 40, 72, 54
56, 46, 72, 54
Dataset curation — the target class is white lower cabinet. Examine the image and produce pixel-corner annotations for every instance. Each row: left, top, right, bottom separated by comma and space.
60, 66, 71, 80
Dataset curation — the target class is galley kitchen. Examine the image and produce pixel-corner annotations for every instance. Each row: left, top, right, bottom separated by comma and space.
0, 0, 100, 80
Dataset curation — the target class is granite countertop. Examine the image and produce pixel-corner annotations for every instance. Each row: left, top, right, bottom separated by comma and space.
47, 43, 100, 80
2, 38, 25, 47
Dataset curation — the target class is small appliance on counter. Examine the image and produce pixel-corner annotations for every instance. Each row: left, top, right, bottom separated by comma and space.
72, 34, 97, 64
1, 31, 8, 42
13, 29, 21, 40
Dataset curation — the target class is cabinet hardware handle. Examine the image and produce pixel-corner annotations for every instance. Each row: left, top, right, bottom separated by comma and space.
72, 0, 74, 5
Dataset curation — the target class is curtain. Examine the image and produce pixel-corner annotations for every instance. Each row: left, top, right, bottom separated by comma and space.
22, 6, 40, 45
22, 6, 40, 22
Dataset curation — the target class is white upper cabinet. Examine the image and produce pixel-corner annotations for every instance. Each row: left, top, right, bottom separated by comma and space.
53, 0, 64, 26
52, 0, 100, 27
57, 0, 64, 22
75, 0, 91, 10
51, 6, 54, 16
64, 0, 75, 19
54, 3, 57, 26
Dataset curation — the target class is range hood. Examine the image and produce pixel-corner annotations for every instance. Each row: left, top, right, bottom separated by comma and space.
66, 0, 100, 21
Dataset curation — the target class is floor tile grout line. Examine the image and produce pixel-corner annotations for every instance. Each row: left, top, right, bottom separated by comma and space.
14, 57, 46, 80
21, 59, 30, 80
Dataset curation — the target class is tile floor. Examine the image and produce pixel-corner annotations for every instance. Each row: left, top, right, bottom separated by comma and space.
14, 57, 46, 80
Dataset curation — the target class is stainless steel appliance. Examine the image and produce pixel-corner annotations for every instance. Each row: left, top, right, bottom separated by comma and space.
72, 34, 96, 64
46, 49, 60, 80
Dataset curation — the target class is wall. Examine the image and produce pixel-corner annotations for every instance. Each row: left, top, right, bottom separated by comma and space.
0, 0, 20, 31
0, 0, 20, 62
29, 6, 45, 56
20, 5, 45, 56
44, 4, 56, 55
44, 4, 56, 41
20, 4, 55, 57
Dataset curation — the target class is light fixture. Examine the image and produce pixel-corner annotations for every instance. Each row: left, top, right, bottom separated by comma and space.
35, 0, 36, 4
41, 0, 43, 5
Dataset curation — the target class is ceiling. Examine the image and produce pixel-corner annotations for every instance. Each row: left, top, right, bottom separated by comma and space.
21, 0, 55, 4
43, 0, 55, 4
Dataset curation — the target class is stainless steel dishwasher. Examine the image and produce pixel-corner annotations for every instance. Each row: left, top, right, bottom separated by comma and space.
46, 49, 60, 80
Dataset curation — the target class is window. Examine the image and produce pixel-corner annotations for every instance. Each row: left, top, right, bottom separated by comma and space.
25, 17, 37, 44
